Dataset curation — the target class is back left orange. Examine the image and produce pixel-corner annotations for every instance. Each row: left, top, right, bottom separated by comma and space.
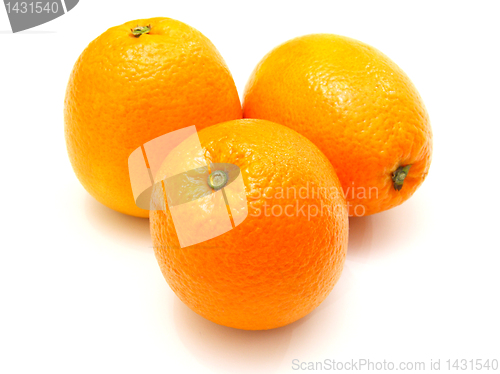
64, 17, 242, 217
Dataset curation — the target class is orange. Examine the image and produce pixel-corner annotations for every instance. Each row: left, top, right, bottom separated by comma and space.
243, 34, 433, 216
150, 119, 348, 330
64, 17, 242, 218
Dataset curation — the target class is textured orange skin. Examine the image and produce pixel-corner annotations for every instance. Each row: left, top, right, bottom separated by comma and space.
243, 34, 433, 216
150, 119, 348, 330
65, 18, 242, 217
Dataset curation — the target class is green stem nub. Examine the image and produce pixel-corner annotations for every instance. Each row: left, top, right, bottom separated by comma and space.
131, 25, 151, 38
208, 170, 228, 191
392, 165, 412, 191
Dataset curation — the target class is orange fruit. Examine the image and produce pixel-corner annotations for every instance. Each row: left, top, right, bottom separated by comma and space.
64, 17, 242, 218
243, 34, 433, 216
150, 119, 348, 330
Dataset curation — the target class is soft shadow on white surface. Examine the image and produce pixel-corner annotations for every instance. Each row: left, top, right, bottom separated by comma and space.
346, 216, 374, 263
170, 265, 355, 374
173, 301, 295, 373
347, 198, 424, 262
84, 194, 152, 252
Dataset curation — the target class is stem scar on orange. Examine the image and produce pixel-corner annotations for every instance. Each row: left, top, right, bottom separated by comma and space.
243, 34, 433, 216
64, 17, 242, 217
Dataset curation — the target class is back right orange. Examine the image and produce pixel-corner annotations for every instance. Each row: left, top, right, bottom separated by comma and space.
243, 34, 433, 216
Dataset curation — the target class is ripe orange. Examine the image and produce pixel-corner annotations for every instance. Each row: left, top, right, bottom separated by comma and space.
150, 119, 348, 330
243, 34, 433, 216
64, 17, 242, 217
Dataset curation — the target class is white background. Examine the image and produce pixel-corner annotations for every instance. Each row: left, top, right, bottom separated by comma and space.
1, 1, 499, 373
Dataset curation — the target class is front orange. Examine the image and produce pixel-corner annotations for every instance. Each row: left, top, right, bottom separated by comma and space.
150, 119, 349, 330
